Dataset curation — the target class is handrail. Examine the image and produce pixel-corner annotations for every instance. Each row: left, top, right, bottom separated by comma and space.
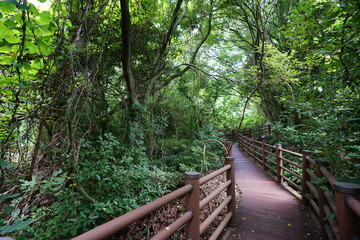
73, 158, 237, 240
346, 196, 360, 218
209, 211, 233, 240
238, 124, 271, 138
237, 128, 360, 240
72, 184, 193, 240
200, 180, 231, 209
279, 147, 303, 157
199, 164, 231, 185
150, 211, 193, 240
200, 195, 232, 234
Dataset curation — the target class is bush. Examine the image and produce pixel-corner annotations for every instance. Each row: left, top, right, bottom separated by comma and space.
2, 134, 181, 239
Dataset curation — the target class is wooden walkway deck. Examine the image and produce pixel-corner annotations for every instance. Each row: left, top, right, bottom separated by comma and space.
227, 143, 319, 240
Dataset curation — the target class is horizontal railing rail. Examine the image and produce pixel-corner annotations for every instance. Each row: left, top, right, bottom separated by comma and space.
238, 124, 271, 139
73, 157, 236, 240
238, 131, 360, 240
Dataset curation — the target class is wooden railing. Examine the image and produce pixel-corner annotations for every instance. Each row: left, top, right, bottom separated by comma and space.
238, 124, 271, 138
73, 157, 236, 240
238, 133, 360, 240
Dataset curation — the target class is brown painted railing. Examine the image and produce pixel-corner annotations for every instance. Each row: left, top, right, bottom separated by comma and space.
238, 132, 360, 240
73, 157, 236, 240
238, 124, 271, 138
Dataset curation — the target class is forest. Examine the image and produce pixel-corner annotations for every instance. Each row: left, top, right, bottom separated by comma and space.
0, 0, 359, 238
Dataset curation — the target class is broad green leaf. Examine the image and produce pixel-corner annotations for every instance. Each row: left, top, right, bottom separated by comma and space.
34, 27, 43, 36
27, 40, 40, 54
0, 193, 20, 201
4, 19, 17, 28
38, 11, 52, 24
0, 1, 15, 12
11, 208, 20, 218
28, 3, 40, 15
0, 23, 13, 39
35, 39, 47, 53
6, 0, 29, 10
22, 62, 31, 70
0, 218, 33, 234
0, 44, 11, 53
31, 58, 43, 69
0, 23, 20, 43
3, 111, 14, 116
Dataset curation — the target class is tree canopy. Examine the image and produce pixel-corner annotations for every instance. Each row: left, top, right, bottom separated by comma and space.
0, 0, 359, 238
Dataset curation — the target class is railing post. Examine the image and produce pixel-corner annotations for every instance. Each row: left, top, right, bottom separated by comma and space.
185, 172, 201, 240
301, 150, 311, 205
267, 125, 271, 135
239, 134, 242, 148
225, 157, 236, 225
245, 136, 249, 154
333, 182, 360, 240
315, 160, 329, 240
252, 139, 256, 160
276, 144, 283, 183
262, 142, 268, 171
227, 141, 232, 157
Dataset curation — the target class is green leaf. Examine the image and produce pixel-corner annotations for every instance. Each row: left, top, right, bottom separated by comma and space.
5, 19, 16, 28
38, 11, 52, 24
0, 218, 33, 234
0, 193, 20, 202
313, 177, 325, 185
323, 212, 335, 220
0, 1, 15, 12
10, 61, 22, 68
28, 3, 40, 16
6, 0, 29, 10
11, 208, 20, 218
320, 185, 328, 191
31, 58, 43, 69
0, 23, 20, 43
348, 153, 360, 157
0, 43, 11, 53
3, 111, 14, 116
35, 39, 51, 54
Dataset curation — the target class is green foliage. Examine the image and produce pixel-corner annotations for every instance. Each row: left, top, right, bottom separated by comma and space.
270, 120, 359, 177
159, 137, 223, 173
3, 134, 182, 239
271, 123, 307, 149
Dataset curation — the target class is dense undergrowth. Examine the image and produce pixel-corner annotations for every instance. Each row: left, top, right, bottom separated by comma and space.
1, 130, 225, 239
269, 122, 359, 179
247, 121, 359, 189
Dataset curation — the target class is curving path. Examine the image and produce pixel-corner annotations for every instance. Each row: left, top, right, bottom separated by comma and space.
227, 143, 318, 240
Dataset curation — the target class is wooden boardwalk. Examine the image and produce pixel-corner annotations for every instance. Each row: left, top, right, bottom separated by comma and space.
227, 143, 319, 240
